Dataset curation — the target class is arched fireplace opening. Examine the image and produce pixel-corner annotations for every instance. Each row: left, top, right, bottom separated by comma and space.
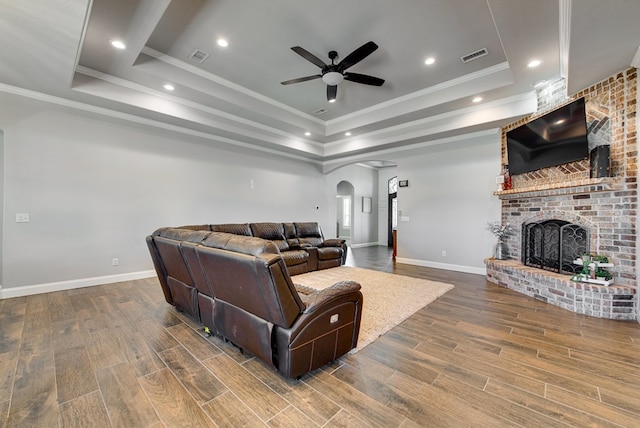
522, 220, 589, 274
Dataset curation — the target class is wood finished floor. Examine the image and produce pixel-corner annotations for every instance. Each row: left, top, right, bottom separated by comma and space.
1, 246, 639, 427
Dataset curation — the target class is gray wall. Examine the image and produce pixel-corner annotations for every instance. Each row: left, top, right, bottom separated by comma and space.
0, 92, 331, 289
389, 133, 502, 273
326, 164, 379, 247
0, 89, 501, 294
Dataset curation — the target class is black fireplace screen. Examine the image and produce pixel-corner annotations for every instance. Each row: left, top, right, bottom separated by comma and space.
522, 220, 589, 274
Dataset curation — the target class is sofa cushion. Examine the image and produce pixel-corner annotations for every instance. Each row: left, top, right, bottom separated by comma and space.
250, 223, 290, 251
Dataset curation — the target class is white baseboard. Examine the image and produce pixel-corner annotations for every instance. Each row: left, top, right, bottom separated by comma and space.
350, 242, 380, 249
395, 257, 487, 276
0, 270, 157, 299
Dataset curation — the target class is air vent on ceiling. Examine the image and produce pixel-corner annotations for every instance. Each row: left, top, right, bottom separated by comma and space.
189, 49, 210, 63
313, 108, 328, 115
461, 48, 488, 63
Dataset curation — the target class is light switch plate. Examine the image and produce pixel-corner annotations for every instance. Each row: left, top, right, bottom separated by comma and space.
16, 213, 30, 223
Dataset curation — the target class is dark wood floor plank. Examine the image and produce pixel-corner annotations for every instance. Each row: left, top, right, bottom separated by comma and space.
333, 361, 495, 427
201, 391, 268, 427
303, 369, 407, 428
485, 378, 622, 427
84, 327, 127, 371
432, 374, 569, 428
545, 384, 640, 427
96, 362, 160, 427
242, 357, 342, 425
203, 353, 289, 421
112, 325, 166, 377
166, 323, 223, 361
158, 345, 227, 404
59, 391, 111, 428
413, 335, 547, 397
54, 345, 98, 404
266, 405, 317, 427
8, 371, 58, 427
1, 246, 639, 427
0, 399, 8, 427
139, 368, 216, 427
0, 321, 23, 355
324, 409, 375, 428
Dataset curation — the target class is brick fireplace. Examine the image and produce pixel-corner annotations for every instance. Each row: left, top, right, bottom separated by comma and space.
485, 68, 638, 321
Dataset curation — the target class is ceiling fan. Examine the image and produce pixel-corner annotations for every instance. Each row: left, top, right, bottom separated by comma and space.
281, 41, 385, 102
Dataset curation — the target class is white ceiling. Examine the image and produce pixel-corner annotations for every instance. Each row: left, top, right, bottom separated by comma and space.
0, 0, 639, 165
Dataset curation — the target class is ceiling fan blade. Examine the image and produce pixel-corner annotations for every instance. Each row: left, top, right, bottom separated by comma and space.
281, 75, 321, 85
291, 46, 327, 68
344, 72, 385, 86
336, 41, 378, 72
327, 85, 337, 101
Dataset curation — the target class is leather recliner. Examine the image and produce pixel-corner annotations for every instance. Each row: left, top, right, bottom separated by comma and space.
145, 228, 211, 321
195, 232, 363, 378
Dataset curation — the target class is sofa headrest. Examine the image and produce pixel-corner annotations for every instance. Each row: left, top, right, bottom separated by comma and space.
153, 227, 211, 243
201, 232, 280, 257
211, 223, 252, 236
294, 222, 322, 238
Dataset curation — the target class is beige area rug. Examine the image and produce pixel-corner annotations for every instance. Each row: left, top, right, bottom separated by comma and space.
293, 266, 455, 352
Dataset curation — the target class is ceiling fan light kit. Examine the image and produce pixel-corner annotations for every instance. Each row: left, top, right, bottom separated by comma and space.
322, 71, 344, 86
281, 41, 384, 102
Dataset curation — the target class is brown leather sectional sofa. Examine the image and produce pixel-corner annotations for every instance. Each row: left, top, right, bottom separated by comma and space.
146, 223, 362, 378
181, 222, 348, 275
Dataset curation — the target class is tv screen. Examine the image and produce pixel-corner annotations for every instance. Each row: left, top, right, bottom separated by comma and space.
506, 97, 589, 175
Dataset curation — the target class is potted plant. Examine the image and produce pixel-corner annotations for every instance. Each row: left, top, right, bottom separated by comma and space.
487, 222, 513, 260
592, 254, 609, 264
595, 267, 613, 281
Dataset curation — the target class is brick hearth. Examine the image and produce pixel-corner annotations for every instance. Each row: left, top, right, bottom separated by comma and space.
486, 259, 636, 320
486, 68, 638, 321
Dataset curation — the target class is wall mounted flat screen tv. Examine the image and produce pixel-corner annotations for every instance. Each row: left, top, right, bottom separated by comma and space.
506, 97, 589, 175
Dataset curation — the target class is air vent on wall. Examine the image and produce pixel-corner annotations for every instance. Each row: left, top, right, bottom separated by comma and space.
189, 49, 210, 63
461, 48, 488, 63
313, 108, 328, 115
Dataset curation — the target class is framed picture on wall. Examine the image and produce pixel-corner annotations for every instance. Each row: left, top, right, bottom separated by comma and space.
362, 197, 372, 213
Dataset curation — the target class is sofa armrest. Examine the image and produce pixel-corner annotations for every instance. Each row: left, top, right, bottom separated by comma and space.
301, 281, 361, 313
274, 281, 363, 378
321, 238, 345, 247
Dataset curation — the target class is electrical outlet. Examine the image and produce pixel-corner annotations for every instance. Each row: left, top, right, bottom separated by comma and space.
16, 213, 30, 223
112, 258, 119, 266
250, 179, 255, 190
442, 250, 447, 257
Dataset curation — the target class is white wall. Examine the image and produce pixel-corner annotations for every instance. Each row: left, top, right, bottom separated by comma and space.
326, 164, 379, 247
0, 92, 331, 292
389, 133, 502, 273
0, 129, 4, 283
0, 89, 502, 296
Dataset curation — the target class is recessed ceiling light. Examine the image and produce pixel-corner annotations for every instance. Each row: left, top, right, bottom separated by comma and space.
472, 96, 483, 103
217, 38, 229, 48
345, 132, 352, 137
163, 84, 175, 91
304, 131, 311, 136
110, 40, 126, 50
527, 59, 542, 68
424, 57, 435, 65
328, 98, 336, 103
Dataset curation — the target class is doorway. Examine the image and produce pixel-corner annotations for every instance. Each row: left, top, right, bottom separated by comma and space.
336, 181, 354, 242
387, 176, 398, 247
